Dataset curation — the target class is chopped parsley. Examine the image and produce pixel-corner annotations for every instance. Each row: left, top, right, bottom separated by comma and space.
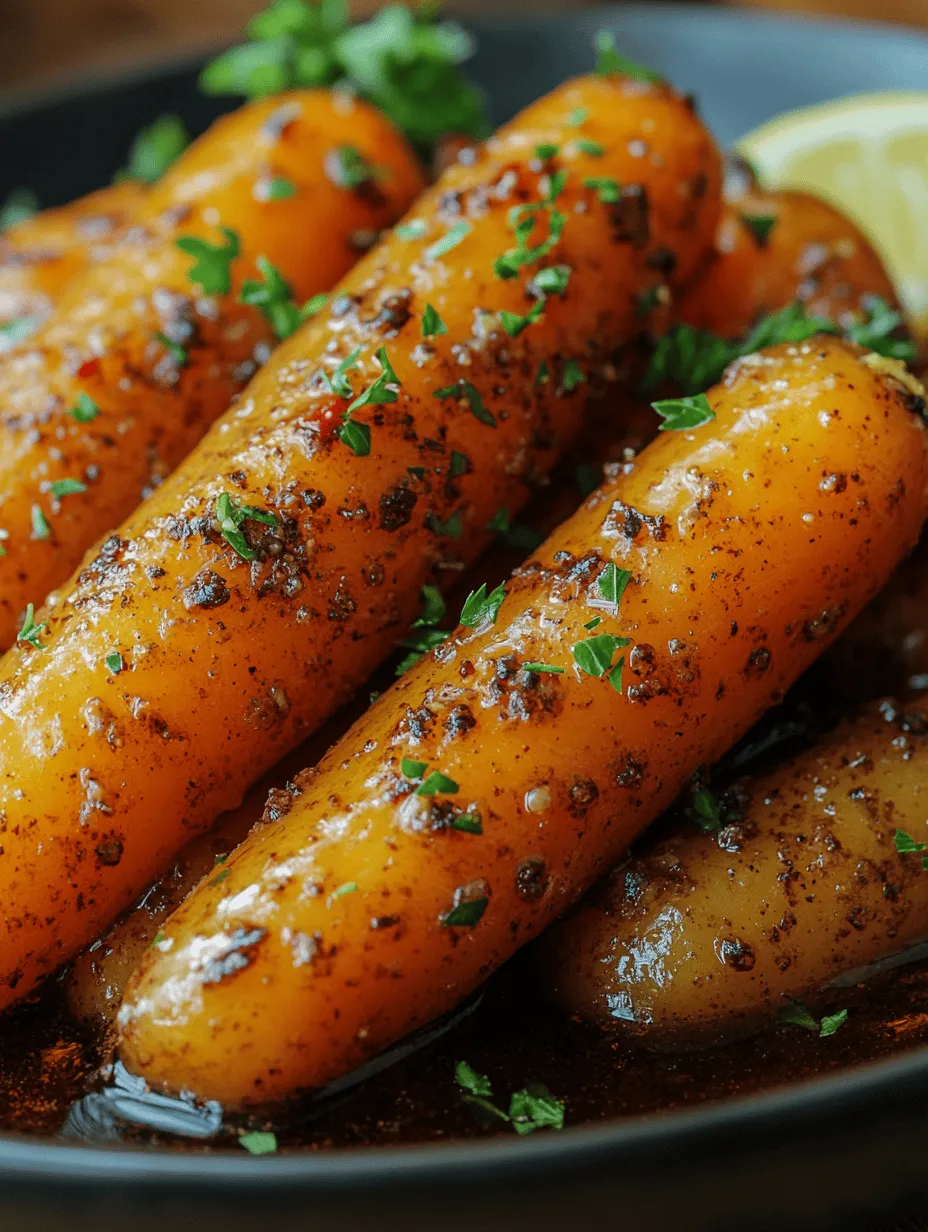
401, 756, 428, 779
413, 584, 445, 628
239, 1131, 278, 1156
452, 813, 482, 835
691, 786, 723, 832
31, 505, 51, 540
105, 651, 124, 674
0, 188, 38, 231
209, 868, 230, 887
561, 359, 585, 392
584, 616, 602, 631
495, 201, 566, 281
336, 348, 400, 454
327, 144, 379, 190
426, 508, 463, 540
895, 828, 928, 868
339, 420, 371, 457
302, 291, 329, 319
740, 212, 777, 247
70, 392, 100, 423
425, 220, 471, 262
434, 379, 495, 426
594, 30, 663, 84
486, 506, 544, 552
395, 627, 449, 676
396, 219, 428, 240
532, 264, 572, 296
780, 999, 848, 1038
567, 107, 589, 127
651, 393, 715, 431
574, 138, 604, 157
572, 632, 629, 692
176, 227, 240, 296
332, 881, 358, 899
118, 113, 189, 184
262, 176, 297, 200
455, 1062, 565, 1134
442, 897, 488, 928
522, 662, 565, 675
0, 316, 40, 347
500, 300, 545, 338
598, 562, 632, 606
345, 347, 400, 414
240, 256, 304, 339
154, 331, 188, 366
460, 581, 506, 628
449, 449, 470, 478
416, 771, 459, 797
17, 603, 45, 648
216, 491, 278, 560
49, 478, 86, 499
421, 303, 447, 337
846, 296, 917, 362
584, 176, 621, 204
326, 347, 362, 398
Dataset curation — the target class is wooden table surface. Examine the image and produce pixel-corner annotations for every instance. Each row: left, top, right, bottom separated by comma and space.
2, 0, 926, 94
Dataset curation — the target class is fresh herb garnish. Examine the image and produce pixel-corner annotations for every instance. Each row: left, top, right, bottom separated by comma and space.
454, 1062, 565, 1134
413, 584, 445, 628
780, 999, 848, 1038
70, 393, 100, 423
332, 881, 358, 898
533, 264, 572, 296
395, 627, 449, 676
154, 331, 188, 366
594, 30, 663, 83
49, 478, 86, 499
651, 393, 715, 431
421, 303, 447, 337
262, 176, 297, 200
425, 220, 471, 262
216, 491, 278, 560
567, 107, 589, 127
500, 300, 545, 338
326, 347, 362, 398
339, 419, 371, 457
17, 603, 45, 648
522, 662, 565, 674
495, 201, 566, 280
584, 176, 621, 203
434, 379, 495, 427
105, 651, 124, 674
118, 113, 189, 184
562, 359, 585, 392
31, 506, 51, 540
345, 347, 400, 414
442, 897, 488, 928
0, 188, 38, 231
460, 581, 505, 628
575, 138, 604, 157
401, 756, 428, 779
486, 506, 544, 552
240, 256, 304, 339
176, 227, 240, 296
239, 1131, 278, 1156
895, 828, 928, 868
449, 449, 470, 478
452, 813, 482, 834
426, 508, 463, 540
396, 219, 428, 240
691, 786, 723, 832
584, 617, 602, 630
598, 561, 632, 606
302, 291, 329, 318
846, 295, 917, 362
327, 144, 380, 189
416, 771, 459, 797
572, 632, 630, 692
0, 316, 40, 347
740, 212, 777, 247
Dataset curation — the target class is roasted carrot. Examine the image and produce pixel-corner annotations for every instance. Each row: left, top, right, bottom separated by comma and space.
115, 337, 927, 1107
0, 72, 722, 1009
542, 699, 928, 1043
0, 182, 144, 347
0, 90, 425, 646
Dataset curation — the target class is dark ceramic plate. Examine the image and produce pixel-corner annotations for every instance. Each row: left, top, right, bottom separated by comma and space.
3, 5, 928, 1230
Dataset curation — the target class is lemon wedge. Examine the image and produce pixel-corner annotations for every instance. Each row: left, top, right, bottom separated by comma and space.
739, 92, 928, 344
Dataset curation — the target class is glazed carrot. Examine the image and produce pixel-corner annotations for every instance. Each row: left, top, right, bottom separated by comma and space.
0, 182, 144, 347
542, 699, 928, 1043
0, 72, 722, 1009
116, 337, 927, 1107
0, 90, 425, 646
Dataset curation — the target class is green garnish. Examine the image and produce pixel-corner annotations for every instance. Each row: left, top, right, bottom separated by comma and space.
575, 138, 604, 157
200, 1, 489, 149
486, 506, 543, 552
452, 813, 482, 834
535, 360, 550, 387
584, 176, 621, 204
651, 393, 715, 431
426, 508, 463, 540
105, 651, 124, 674
0, 316, 40, 347
494, 202, 566, 280
449, 449, 470, 478
0, 188, 38, 231
598, 562, 632, 606
522, 662, 565, 675
533, 264, 571, 296
326, 346, 362, 398
332, 881, 358, 898
846, 296, 917, 362
895, 828, 928, 868
535, 143, 559, 160
395, 627, 449, 676
434, 380, 495, 427
780, 999, 848, 1038
740, 212, 777, 247
150, 930, 168, 950
118, 114, 189, 184
413, 584, 445, 628
460, 581, 505, 628
302, 291, 329, 318
584, 617, 602, 631
442, 897, 488, 928
263, 176, 297, 200
17, 603, 45, 648
401, 756, 428, 779
567, 107, 589, 127
240, 256, 304, 339
594, 30, 663, 83
454, 1062, 564, 1134
336, 347, 399, 454
154, 331, 188, 366
691, 786, 723, 832
216, 491, 278, 560
49, 478, 86, 499
339, 420, 371, 457
425, 220, 471, 262
416, 771, 459, 797
572, 632, 630, 692
421, 303, 447, 337
561, 359, 585, 392
210, 868, 231, 887
31, 506, 51, 540
327, 144, 380, 190
239, 1131, 278, 1156
70, 393, 100, 423
176, 227, 240, 296
396, 219, 428, 240
500, 300, 545, 338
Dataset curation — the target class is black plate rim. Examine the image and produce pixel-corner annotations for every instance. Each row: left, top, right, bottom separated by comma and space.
2, 0, 928, 1184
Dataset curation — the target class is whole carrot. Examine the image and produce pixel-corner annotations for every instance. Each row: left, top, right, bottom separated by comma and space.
0, 89, 425, 645
0, 71, 722, 1010
117, 337, 927, 1107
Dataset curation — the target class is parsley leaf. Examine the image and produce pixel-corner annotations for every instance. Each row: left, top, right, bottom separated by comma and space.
326, 144, 379, 190
49, 478, 86, 499
176, 227, 241, 296
413, 584, 445, 628
846, 295, 917, 362
239, 1131, 278, 1156
339, 420, 371, 457
895, 827, 928, 869
70, 393, 100, 423
0, 188, 38, 231
401, 756, 428, 779
421, 303, 447, 337
396, 219, 428, 240
780, 999, 849, 1039
345, 347, 400, 414
452, 813, 482, 835
594, 30, 663, 83
31, 505, 51, 540
105, 651, 124, 674
598, 562, 632, 606
118, 114, 189, 184
522, 662, 565, 674
584, 176, 621, 204
572, 632, 630, 681
261, 176, 297, 200
425, 220, 471, 262
442, 897, 488, 927
532, 264, 571, 296
460, 581, 506, 628
740, 212, 777, 247
154, 331, 188, 366
652, 393, 715, 431
562, 359, 585, 392
509, 1086, 565, 1135
216, 491, 278, 560
455, 1060, 492, 1097
17, 603, 45, 648
434, 380, 495, 427
575, 138, 604, 157
500, 299, 545, 338
326, 346, 362, 398
568, 107, 588, 127
449, 449, 470, 478
240, 256, 304, 339
395, 627, 449, 675
416, 770, 459, 797
691, 786, 723, 832
426, 508, 463, 540
332, 881, 358, 898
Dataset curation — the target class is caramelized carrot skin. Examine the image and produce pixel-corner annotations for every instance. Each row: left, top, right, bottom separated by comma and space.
0, 182, 144, 342
677, 185, 902, 337
117, 337, 927, 1107
0, 74, 722, 1009
542, 701, 928, 1042
0, 90, 424, 646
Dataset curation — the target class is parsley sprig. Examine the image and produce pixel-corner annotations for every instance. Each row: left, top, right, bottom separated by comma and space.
17, 603, 45, 649
176, 227, 241, 296
779, 999, 848, 1038
895, 828, 928, 869
455, 1062, 565, 1135
116, 113, 189, 184
216, 491, 279, 560
460, 581, 505, 628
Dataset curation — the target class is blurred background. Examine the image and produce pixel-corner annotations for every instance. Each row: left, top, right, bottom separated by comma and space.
1, 0, 926, 94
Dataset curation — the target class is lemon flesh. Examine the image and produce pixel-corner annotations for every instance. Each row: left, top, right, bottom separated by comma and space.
739, 92, 928, 344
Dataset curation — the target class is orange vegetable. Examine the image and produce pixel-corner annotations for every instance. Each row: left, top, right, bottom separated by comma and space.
0, 90, 425, 647
541, 699, 928, 1043
117, 336, 927, 1107
0, 182, 144, 345
0, 72, 722, 1010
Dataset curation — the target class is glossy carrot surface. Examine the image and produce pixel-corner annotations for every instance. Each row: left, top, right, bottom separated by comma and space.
0, 183, 144, 345
117, 337, 927, 1107
0, 72, 722, 1009
0, 89, 424, 646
